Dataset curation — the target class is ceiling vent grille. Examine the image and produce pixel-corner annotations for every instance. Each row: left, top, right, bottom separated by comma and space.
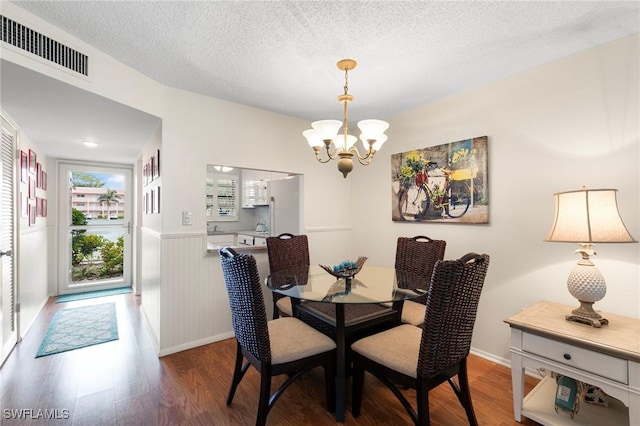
1, 15, 88, 76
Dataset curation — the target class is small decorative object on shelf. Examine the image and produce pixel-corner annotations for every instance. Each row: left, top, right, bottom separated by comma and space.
584, 385, 609, 407
554, 375, 582, 419
320, 256, 367, 278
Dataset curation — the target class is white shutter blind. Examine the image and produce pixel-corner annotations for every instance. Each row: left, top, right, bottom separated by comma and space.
216, 176, 237, 217
1, 123, 15, 331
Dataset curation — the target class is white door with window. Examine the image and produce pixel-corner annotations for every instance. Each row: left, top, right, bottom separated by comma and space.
58, 163, 132, 294
1, 116, 18, 365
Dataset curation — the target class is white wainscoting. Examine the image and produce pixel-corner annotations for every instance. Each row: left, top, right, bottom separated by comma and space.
153, 233, 270, 356
142, 228, 350, 356
158, 232, 231, 355
18, 226, 50, 340
140, 227, 161, 353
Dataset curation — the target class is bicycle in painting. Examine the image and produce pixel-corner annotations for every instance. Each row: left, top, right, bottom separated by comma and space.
402, 161, 473, 221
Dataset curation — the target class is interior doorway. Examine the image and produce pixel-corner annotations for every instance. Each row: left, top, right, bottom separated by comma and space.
58, 163, 133, 295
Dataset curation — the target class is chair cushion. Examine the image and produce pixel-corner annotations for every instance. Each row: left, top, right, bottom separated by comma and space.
351, 324, 422, 378
380, 300, 425, 327
275, 296, 293, 317
400, 300, 426, 327
268, 317, 336, 365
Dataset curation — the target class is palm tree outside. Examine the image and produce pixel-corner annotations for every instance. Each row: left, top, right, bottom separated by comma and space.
97, 189, 122, 220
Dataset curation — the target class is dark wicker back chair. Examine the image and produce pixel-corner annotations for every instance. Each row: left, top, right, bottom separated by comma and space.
219, 247, 336, 426
395, 236, 446, 299
266, 233, 310, 318
394, 236, 446, 326
352, 253, 490, 426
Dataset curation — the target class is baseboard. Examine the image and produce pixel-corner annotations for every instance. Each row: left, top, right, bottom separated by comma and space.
158, 331, 235, 357
470, 346, 510, 367
140, 305, 160, 356
470, 346, 545, 379
19, 296, 49, 341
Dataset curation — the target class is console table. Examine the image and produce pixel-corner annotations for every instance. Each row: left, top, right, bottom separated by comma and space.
504, 301, 640, 426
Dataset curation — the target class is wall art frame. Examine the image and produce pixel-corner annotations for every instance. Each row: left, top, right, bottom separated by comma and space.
28, 149, 37, 174
391, 136, 489, 224
28, 176, 36, 200
20, 150, 28, 183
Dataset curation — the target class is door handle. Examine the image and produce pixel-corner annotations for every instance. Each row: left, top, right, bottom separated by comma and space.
0, 249, 12, 258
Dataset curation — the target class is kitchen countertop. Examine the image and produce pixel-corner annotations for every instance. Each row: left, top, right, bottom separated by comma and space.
236, 230, 271, 238
206, 229, 270, 254
207, 230, 271, 237
207, 244, 267, 254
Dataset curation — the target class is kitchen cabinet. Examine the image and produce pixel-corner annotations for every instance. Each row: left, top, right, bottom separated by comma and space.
241, 170, 290, 208
207, 233, 236, 249
236, 233, 254, 246
241, 169, 271, 207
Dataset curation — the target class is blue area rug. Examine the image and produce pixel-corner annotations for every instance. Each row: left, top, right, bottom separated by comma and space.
36, 302, 119, 358
56, 286, 131, 303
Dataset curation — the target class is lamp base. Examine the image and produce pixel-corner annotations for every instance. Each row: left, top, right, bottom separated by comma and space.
565, 301, 609, 328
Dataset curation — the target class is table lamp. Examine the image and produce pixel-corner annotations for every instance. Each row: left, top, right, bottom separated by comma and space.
545, 187, 636, 327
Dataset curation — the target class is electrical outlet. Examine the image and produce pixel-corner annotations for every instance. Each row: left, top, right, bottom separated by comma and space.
182, 211, 192, 226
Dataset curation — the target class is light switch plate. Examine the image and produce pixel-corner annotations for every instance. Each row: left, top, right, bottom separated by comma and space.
182, 211, 192, 226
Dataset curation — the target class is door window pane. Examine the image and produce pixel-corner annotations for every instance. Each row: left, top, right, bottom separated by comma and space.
69, 171, 125, 285
70, 228, 124, 284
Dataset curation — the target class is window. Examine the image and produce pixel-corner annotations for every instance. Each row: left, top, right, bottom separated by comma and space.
206, 172, 239, 221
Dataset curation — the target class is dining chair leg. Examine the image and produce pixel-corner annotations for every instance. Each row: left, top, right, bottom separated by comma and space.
227, 342, 245, 405
455, 358, 478, 426
351, 359, 365, 417
416, 383, 431, 426
257, 372, 272, 426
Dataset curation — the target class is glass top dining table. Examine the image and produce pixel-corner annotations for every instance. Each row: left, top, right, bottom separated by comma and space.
266, 264, 429, 304
266, 264, 429, 422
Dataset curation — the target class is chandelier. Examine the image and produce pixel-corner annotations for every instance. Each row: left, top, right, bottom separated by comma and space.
303, 59, 389, 178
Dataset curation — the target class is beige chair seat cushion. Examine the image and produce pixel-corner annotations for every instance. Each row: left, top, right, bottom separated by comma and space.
275, 297, 293, 317
351, 324, 421, 378
380, 300, 426, 327
400, 300, 426, 326
268, 317, 336, 364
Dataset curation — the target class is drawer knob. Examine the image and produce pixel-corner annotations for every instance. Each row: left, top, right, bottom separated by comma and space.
563, 353, 571, 360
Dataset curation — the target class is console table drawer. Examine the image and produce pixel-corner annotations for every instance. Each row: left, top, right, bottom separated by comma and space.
522, 333, 628, 384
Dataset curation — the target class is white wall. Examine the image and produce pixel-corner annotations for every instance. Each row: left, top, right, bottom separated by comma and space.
8, 119, 51, 338
351, 33, 640, 363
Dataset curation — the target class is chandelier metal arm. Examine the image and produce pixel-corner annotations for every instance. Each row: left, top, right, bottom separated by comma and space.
349, 141, 377, 165
313, 142, 341, 163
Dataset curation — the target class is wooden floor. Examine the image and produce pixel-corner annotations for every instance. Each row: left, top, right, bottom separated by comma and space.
1, 293, 541, 425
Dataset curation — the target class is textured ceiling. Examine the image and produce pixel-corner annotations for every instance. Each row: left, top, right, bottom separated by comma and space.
2, 1, 639, 163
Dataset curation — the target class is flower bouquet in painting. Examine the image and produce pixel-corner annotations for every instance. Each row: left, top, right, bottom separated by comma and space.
320, 256, 367, 279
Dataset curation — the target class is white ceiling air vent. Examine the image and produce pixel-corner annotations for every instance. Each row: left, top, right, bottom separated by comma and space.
1, 15, 88, 76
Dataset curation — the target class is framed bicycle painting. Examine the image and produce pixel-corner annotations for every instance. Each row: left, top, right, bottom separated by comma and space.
391, 136, 488, 224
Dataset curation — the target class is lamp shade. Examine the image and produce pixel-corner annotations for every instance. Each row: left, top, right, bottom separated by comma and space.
357, 119, 389, 136
311, 120, 342, 140
332, 134, 357, 151
545, 188, 636, 243
303, 129, 322, 148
